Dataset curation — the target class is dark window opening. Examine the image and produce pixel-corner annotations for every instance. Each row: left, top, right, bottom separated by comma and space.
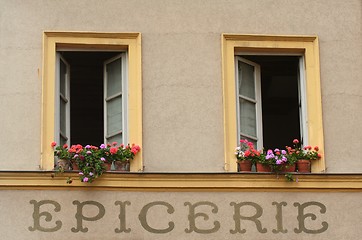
242, 55, 301, 150
59, 51, 121, 146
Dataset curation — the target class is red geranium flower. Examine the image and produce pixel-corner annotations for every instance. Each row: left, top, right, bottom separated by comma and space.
110, 147, 118, 155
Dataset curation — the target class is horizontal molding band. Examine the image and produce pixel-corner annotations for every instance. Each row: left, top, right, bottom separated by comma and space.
0, 171, 362, 192
222, 33, 317, 42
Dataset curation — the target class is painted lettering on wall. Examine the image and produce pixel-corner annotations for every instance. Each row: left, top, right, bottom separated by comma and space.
29, 200, 328, 234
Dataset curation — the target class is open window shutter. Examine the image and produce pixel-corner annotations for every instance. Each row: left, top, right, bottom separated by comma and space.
298, 56, 308, 145
104, 54, 125, 144
56, 53, 70, 146
235, 57, 262, 148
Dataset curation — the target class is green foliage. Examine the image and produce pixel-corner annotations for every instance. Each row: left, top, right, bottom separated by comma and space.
284, 173, 294, 182
51, 142, 141, 183
235, 139, 262, 164
286, 139, 321, 160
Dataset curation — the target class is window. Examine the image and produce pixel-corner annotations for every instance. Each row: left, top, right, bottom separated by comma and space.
222, 34, 325, 172
55, 51, 127, 147
41, 32, 142, 171
235, 55, 307, 151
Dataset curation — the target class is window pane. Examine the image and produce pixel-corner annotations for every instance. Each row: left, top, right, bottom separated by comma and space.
240, 136, 257, 148
239, 98, 256, 137
238, 61, 255, 99
106, 58, 122, 97
60, 99, 66, 134
60, 59, 66, 96
106, 134, 123, 145
107, 96, 122, 136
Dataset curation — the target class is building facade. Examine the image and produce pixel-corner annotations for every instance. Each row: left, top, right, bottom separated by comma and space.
0, 0, 361, 239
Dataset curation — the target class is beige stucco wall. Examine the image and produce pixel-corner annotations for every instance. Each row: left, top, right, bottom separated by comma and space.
0, 0, 361, 172
0, 190, 361, 239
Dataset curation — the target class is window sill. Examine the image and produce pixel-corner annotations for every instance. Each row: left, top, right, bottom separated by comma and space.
0, 171, 362, 191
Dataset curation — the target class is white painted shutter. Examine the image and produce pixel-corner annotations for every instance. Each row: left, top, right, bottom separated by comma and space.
56, 53, 70, 145
104, 54, 126, 144
298, 56, 308, 145
235, 57, 263, 148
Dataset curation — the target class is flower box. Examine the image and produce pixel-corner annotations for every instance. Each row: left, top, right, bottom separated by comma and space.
52, 142, 140, 183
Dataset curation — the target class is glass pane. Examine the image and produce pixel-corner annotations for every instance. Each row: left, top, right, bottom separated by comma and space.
60, 59, 66, 96
60, 99, 66, 134
106, 58, 122, 97
239, 98, 256, 137
106, 134, 123, 145
107, 96, 122, 136
238, 61, 255, 99
240, 136, 257, 148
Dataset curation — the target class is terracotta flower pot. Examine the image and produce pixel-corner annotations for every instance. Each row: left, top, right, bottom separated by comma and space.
238, 160, 252, 172
71, 162, 79, 171
57, 159, 70, 171
114, 161, 130, 171
281, 163, 296, 172
104, 162, 113, 171
256, 163, 272, 172
297, 159, 311, 173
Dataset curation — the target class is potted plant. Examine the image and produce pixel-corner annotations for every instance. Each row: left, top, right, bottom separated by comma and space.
68, 144, 84, 170
265, 148, 297, 173
287, 139, 321, 173
254, 151, 271, 172
52, 142, 72, 172
52, 141, 141, 183
73, 145, 106, 183
99, 142, 141, 171
235, 139, 261, 172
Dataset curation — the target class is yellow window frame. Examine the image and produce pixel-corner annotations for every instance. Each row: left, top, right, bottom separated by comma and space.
222, 34, 325, 173
41, 32, 142, 172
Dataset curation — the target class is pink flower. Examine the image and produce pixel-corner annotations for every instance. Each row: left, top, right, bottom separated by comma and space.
314, 146, 319, 151
112, 141, 118, 146
110, 147, 117, 155
69, 144, 83, 153
63, 144, 68, 149
51, 142, 57, 147
293, 139, 299, 144
131, 145, 140, 154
